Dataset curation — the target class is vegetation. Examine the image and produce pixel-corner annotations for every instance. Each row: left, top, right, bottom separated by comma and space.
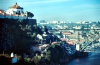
0, 18, 89, 65
25, 11, 34, 18
0, 18, 41, 55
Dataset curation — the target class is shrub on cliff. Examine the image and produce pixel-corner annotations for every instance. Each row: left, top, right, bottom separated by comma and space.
0, 18, 42, 55
45, 43, 68, 64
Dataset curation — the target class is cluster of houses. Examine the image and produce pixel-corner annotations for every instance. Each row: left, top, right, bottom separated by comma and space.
31, 25, 77, 55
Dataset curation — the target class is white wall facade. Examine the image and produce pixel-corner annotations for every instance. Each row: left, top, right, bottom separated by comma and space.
6, 8, 23, 15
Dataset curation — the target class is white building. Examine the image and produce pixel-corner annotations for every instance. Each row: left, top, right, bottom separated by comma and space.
52, 21, 59, 24
6, 3, 24, 16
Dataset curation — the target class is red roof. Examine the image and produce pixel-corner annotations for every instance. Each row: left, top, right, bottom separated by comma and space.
62, 32, 72, 35
6, 14, 10, 16
9, 3, 23, 9
0, 9, 4, 13
60, 38, 76, 45
0, 13, 3, 15
12, 14, 18, 16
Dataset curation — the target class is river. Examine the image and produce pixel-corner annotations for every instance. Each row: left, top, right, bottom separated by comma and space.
68, 52, 100, 65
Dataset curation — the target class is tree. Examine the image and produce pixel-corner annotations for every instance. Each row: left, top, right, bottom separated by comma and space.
45, 43, 68, 64
25, 11, 34, 18
0, 18, 39, 55
45, 26, 49, 34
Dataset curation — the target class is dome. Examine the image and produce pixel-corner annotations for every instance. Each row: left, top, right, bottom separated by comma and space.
9, 3, 23, 9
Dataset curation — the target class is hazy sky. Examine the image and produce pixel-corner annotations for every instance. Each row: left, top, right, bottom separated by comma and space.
0, 0, 100, 22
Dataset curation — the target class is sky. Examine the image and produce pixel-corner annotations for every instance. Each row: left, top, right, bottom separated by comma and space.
0, 0, 100, 22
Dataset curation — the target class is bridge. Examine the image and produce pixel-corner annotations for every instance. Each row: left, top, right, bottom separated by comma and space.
78, 36, 100, 53
49, 29, 100, 53
83, 43, 100, 53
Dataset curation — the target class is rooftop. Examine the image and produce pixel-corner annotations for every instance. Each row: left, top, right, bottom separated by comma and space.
9, 3, 23, 9
0, 9, 4, 13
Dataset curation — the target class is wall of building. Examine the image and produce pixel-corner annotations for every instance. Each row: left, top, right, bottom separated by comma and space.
0, 14, 27, 19
6, 8, 23, 15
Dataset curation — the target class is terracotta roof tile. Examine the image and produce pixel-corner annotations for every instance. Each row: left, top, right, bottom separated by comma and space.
0, 9, 4, 13
0, 13, 3, 15
12, 14, 18, 16
10, 3, 23, 9
62, 32, 72, 35
6, 14, 10, 16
